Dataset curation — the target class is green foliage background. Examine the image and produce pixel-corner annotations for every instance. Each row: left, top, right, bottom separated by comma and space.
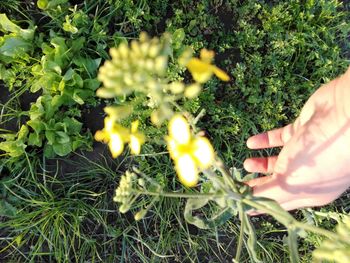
0, 0, 349, 262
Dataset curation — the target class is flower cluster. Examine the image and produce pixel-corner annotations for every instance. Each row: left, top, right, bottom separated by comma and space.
94, 106, 145, 158
113, 171, 136, 213
166, 114, 215, 187
97, 32, 169, 98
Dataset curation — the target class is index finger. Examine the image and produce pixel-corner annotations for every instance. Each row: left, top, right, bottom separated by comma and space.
247, 124, 294, 149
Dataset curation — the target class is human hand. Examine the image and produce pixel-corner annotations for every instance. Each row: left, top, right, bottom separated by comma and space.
244, 67, 350, 211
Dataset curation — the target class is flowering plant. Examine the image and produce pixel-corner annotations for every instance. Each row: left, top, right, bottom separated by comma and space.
95, 32, 349, 263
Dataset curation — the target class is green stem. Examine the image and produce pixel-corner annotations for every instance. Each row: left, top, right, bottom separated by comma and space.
133, 190, 228, 199
235, 208, 245, 262
213, 160, 244, 195
242, 198, 345, 242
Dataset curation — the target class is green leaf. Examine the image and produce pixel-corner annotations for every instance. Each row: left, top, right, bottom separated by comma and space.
45, 130, 56, 144
84, 79, 100, 91
44, 144, 55, 158
73, 57, 101, 76
53, 142, 72, 156
55, 131, 70, 144
172, 28, 185, 50
0, 36, 31, 59
63, 117, 82, 133
27, 119, 44, 134
0, 14, 21, 33
63, 16, 78, 34
51, 37, 68, 68
184, 198, 210, 229
28, 132, 42, 147
31, 72, 59, 93
0, 141, 26, 157
71, 72, 83, 88
62, 68, 74, 81
72, 90, 84, 105
17, 125, 29, 141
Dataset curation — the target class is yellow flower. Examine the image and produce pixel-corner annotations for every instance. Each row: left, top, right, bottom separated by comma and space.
185, 49, 230, 84
95, 117, 145, 158
129, 120, 145, 155
166, 114, 215, 187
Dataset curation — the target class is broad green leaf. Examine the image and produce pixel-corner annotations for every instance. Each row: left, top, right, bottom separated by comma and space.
51, 37, 68, 67
45, 130, 56, 144
0, 141, 26, 157
62, 68, 74, 81
73, 57, 101, 76
31, 72, 59, 93
42, 58, 62, 74
0, 14, 21, 33
51, 95, 64, 108
53, 142, 72, 156
0, 134, 16, 140
17, 125, 29, 141
0, 36, 31, 59
29, 102, 45, 120
55, 131, 70, 144
27, 119, 44, 134
70, 37, 85, 53
63, 117, 82, 133
44, 144, 55, 158
71, 72, 83, 88
28, 132, 42, 147
84, 79, 100, 91
172, 28, 185, 50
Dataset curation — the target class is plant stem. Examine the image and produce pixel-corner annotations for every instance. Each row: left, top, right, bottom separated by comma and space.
235, 208, 245, 262
133, 190, 225, 199
242, 198, 345, 242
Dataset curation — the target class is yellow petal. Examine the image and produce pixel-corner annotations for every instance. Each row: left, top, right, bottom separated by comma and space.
213, 67, 230, 82
168, 114, 191, 145
114, 124, 130, 141
175, 154, 198, 187
200, 49, 214, 63
129, 135, 141, 155
192, 137, 214, 169
131, 120, 139, 133
187, 58, 214, 83
94, 130, 108, 142
166, 136, 180, 160
109, 133, 124, 158
129, 133, 145, 155
184, 83, 201, 99
104, 116, 114, 132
